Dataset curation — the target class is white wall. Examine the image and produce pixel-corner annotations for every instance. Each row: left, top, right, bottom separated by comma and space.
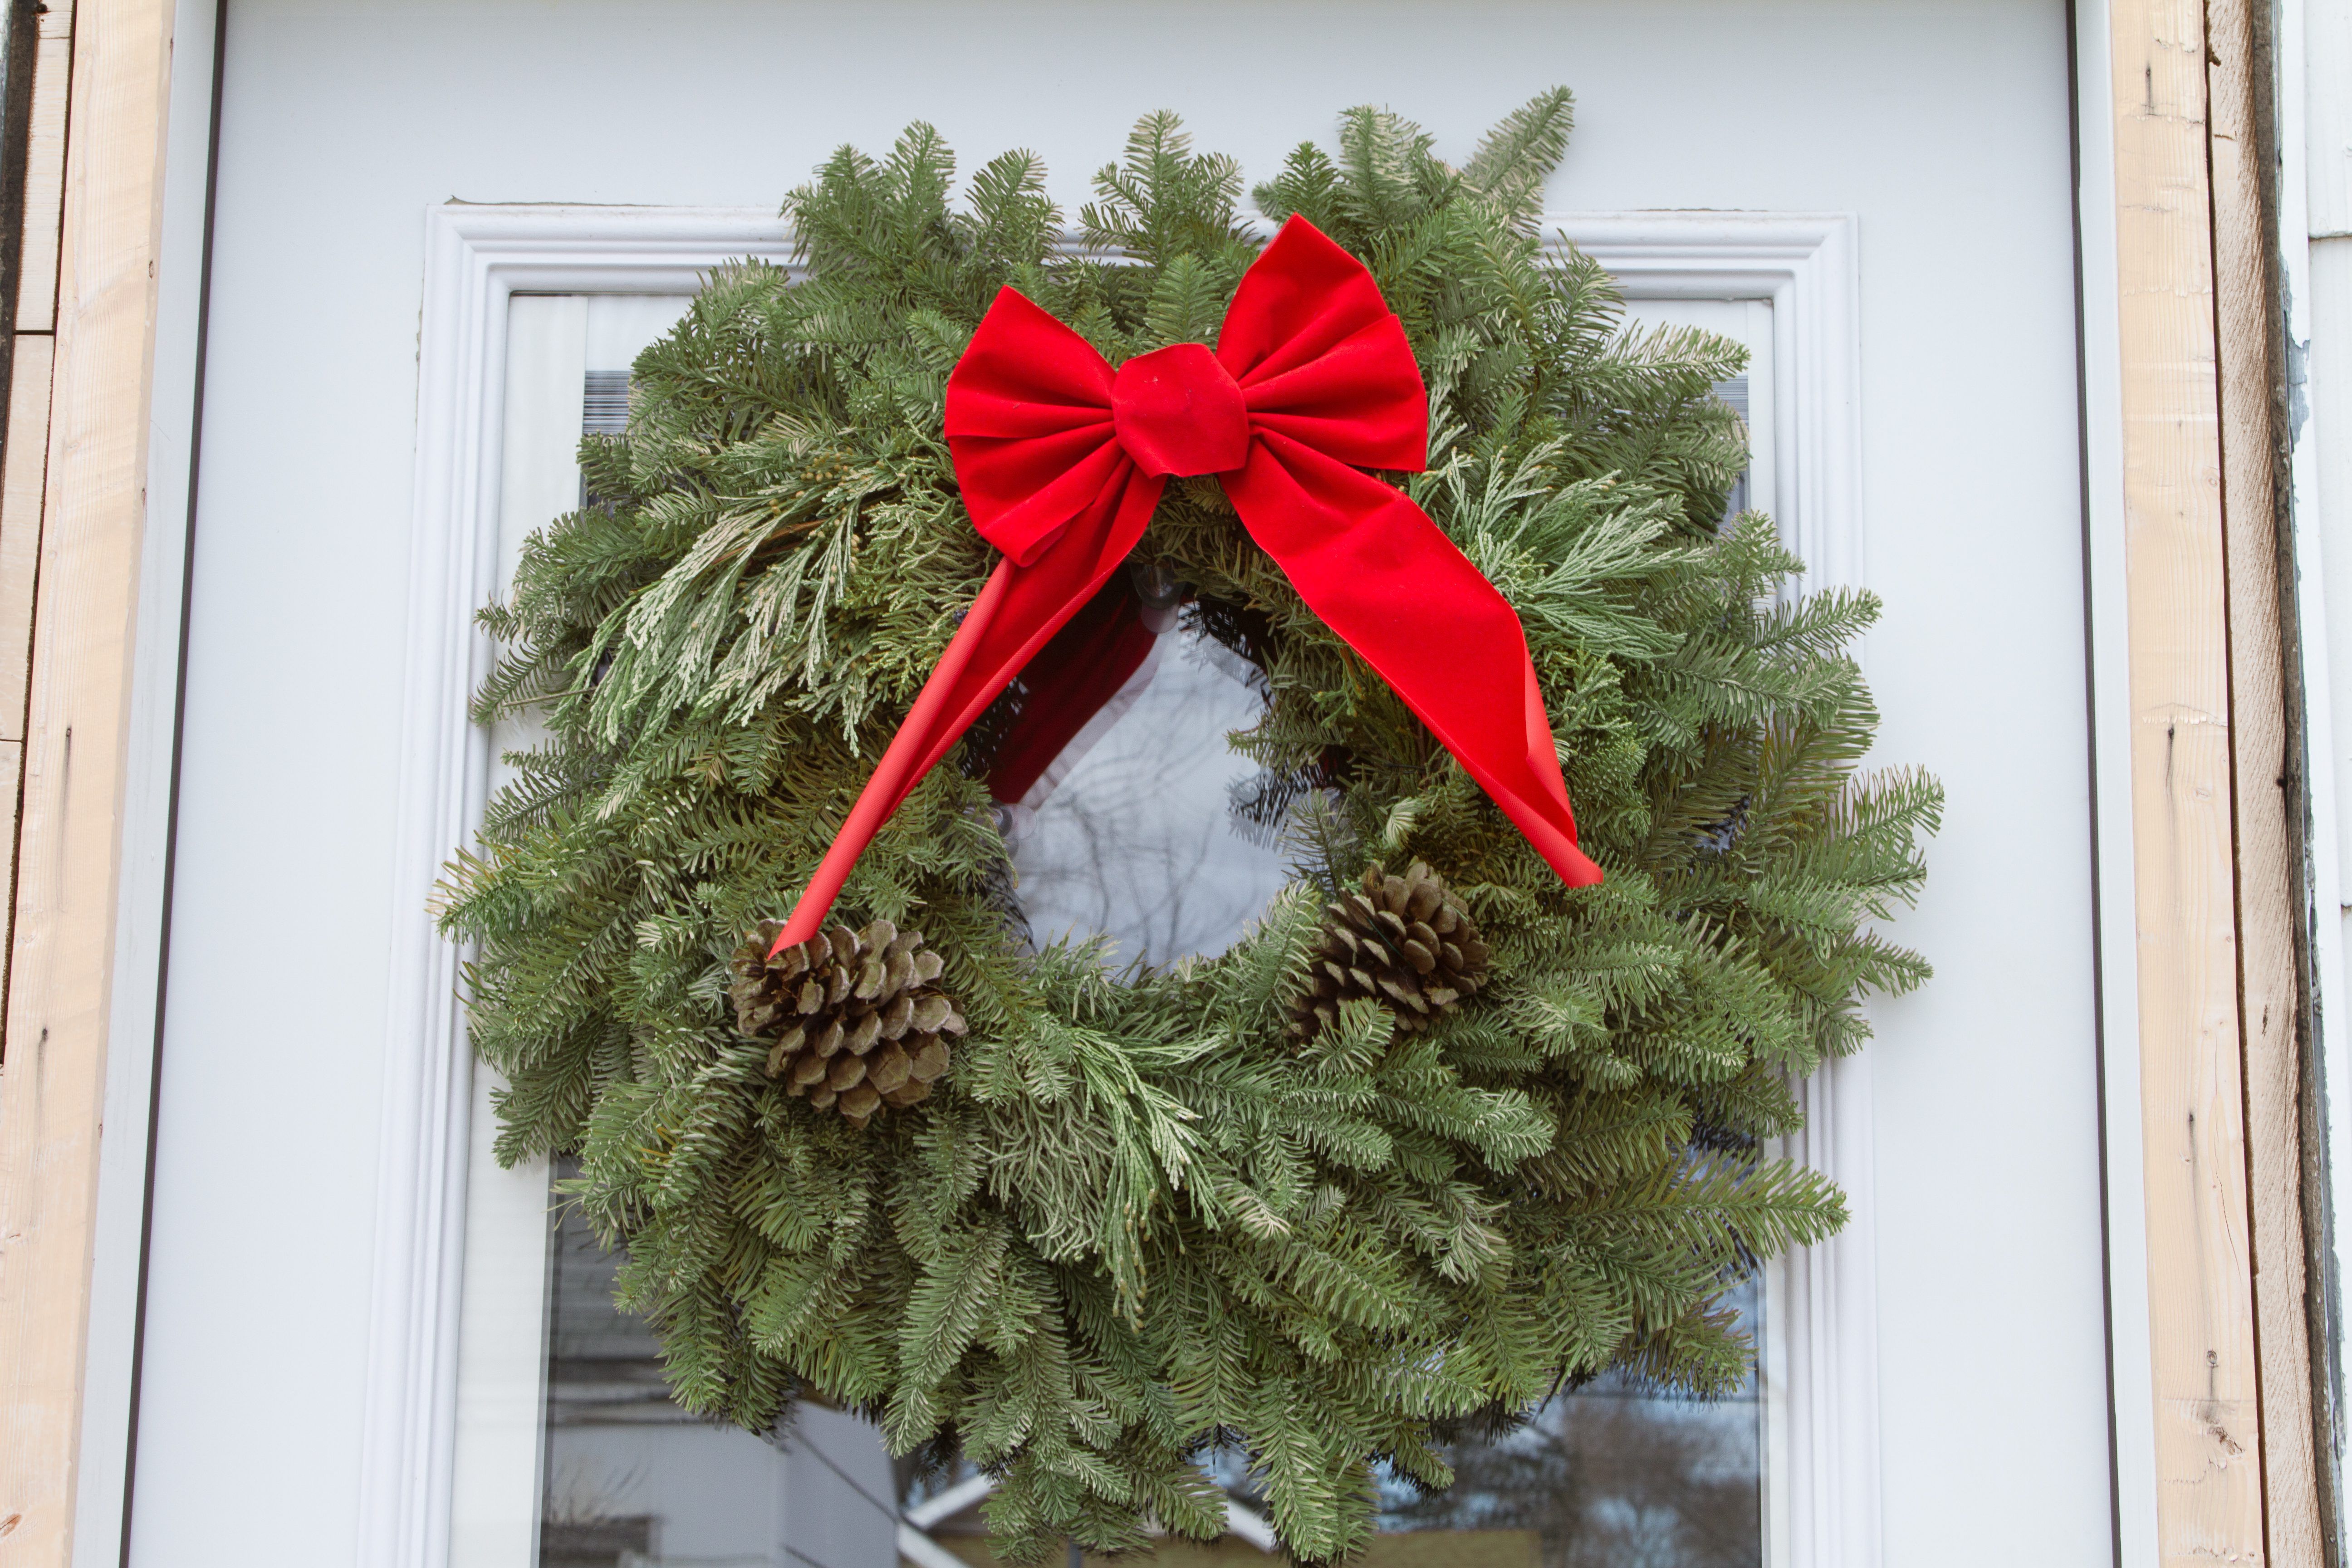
128, 3, 2101, 1564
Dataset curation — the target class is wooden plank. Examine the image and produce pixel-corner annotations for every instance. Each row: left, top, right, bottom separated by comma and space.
2109, 0, 2271, 1558
0, 737, 23, 980
17, 0, 76, 334
0, 735, 21, 963
0, 0, 176, 1560
2205, 0, 2328, 1557
0, 333, 57, 744
0, 331, 59, 1055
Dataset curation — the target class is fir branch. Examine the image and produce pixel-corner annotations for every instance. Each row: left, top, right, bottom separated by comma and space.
437, 93, 1938, 1565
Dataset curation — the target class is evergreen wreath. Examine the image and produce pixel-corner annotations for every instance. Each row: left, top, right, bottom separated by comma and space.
439, 90, 1940, 1564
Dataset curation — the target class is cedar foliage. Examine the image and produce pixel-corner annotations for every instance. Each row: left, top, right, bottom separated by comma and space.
438, 90, 1939, 1563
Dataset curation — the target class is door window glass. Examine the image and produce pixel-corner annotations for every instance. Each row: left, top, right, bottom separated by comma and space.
456, 290, 1783, 1568
998, 584, 1295, 966
540, 1159, 900, 1568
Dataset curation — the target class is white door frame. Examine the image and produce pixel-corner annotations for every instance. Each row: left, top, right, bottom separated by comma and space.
355, 203, 1891, 1568
358, 208, 798, 1568
2071, 0, 2164, 1551
1567, 212, 1878, 1568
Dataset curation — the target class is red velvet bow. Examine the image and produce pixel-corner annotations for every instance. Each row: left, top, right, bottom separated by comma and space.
770, 216, 1602, 952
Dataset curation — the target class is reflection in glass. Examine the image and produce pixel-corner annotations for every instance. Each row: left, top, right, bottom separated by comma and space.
538, 1164, 902, 1568
1376, 1280, 1763, 1568
1000, 592, 1293, 966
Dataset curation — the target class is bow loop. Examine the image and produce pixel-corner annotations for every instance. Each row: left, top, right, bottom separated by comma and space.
946, 289, 1129, 563
955, 434, 1131, 566
773, 216, 1597, 954
1220, 220, 1429, 474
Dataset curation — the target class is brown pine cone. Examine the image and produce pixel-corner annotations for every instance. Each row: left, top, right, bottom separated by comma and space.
730, 918, 965, 1127
1287, 861, 1490, 1041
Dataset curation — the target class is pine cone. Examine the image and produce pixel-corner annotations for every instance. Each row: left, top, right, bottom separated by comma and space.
730, 919, 965, 1127
1288, 862, 1490, 1041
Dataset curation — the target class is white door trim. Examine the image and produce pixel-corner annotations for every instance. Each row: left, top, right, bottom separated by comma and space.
2068, 0, 2163, 1554
1557, 212, 1861, 598
363, 203, 1876, 1568
358, 206, 798, 1568
69, 3, 227, 1564
1558, 211, 1877, 1568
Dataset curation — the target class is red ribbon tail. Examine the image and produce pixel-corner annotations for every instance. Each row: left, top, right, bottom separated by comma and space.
1500, 660, 1605, 887
770, 469, 1165, 955
1225, 435, 1603, 894
771, 564, 1016, 954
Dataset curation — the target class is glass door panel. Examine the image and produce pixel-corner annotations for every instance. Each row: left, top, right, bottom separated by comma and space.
451, 287, 1785, 1568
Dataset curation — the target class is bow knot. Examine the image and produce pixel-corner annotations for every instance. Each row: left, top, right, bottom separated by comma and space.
1110, 342, 1250, 478
771, 216, 1602, 953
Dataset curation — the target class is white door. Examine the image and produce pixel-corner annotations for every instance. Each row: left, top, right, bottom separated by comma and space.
121, 3, 2105, 1565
